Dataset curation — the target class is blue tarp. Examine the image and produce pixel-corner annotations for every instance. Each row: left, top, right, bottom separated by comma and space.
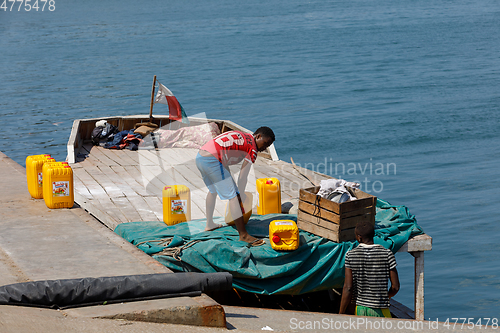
115, 198, 423, 295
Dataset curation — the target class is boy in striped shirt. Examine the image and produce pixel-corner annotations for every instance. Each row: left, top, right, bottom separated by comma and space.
339, 221, 400, 317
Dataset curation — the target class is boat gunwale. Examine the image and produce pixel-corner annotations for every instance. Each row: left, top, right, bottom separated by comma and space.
67, 115, 279, 164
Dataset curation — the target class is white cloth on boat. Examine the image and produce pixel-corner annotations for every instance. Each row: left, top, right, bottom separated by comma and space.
153, 122, 220, 149
95, 120, 108, 128
317, 179, 360, 201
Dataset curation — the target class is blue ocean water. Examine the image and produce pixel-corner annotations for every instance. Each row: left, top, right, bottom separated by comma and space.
1, 0, 500, 321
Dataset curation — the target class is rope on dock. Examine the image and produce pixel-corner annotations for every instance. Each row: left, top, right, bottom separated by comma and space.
135, 238, 202, 261
157, 240, 202, 261
135, 237, 174, 247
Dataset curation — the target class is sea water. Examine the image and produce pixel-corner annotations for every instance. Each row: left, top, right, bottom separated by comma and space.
1, 0, 499, 320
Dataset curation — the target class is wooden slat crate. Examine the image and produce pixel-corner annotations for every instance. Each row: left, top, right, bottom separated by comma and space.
297, 186, 376, 242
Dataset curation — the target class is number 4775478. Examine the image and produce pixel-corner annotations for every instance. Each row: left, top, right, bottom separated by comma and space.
1, 0, 56, 11
443, 318, 499, 329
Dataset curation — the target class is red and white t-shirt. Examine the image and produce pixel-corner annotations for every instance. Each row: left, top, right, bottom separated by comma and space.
201, 131, 257, 166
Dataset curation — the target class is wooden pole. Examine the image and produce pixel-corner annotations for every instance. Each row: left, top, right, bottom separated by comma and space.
149, 75, 157, 123
412, 251, 424, 321
290, 157, 317, 186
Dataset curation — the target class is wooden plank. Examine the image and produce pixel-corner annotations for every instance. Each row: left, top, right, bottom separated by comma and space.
73, 190, 123, 230
116, 164, 160, 197
124, 150, 140, 164
159, 152, 206, 188
87, 146, 119, 167
74, 194, 114, 228
398, 234, 432, 252
110, 165, 153, 197
298, 200, 374, 225
297, 218, 330, 239
95, 147, 124, 166
262, 159, 332, 185
73, 168, 109, 199
254, 160, 305, 187
73, 176, 93, 200
124, 195, 160, 222
165, 148, 199, 164
78, 150, 167, 223
297, 210, 340, 231
96, 162, 162, 222
66, 119, 81, 164
297, 208, 373, 239
73, 166, 130, 227
100, 148, 136, 167
85, 165, 124, 198
297, 217, 356, 243
136, 149, 160, 166
110, 196, 142, 222
92, 197, 127, 230
130, 164, 165, 196
390, 299, 414, 319
96, 164, 139, 197
143, 196, 163, 221
299, 187, 375, 215
75, 169, 130, 226
278, 159, 333, 182
253, 164, 299, 199
297, 207, 372, 231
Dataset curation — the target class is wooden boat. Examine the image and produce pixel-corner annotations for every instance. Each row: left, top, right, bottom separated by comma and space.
66, 114, 432, 320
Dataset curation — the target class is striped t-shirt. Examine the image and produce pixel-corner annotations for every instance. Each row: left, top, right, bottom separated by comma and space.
345, 243, 397, 309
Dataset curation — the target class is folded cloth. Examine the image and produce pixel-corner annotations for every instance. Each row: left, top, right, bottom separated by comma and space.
317, 179, 360, 201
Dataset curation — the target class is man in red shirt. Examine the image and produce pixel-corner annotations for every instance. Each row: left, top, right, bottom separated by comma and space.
196, 127, 275, 246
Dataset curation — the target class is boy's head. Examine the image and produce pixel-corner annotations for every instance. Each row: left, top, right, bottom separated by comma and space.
253, 127, 275, 152
355, 221, 375, 244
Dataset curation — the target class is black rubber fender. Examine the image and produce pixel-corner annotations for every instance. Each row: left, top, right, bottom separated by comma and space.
0, 272, 233, 309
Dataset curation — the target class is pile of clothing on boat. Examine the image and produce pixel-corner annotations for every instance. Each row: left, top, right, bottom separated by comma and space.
317, 179, 360, 203
90, 120, 221, 150
91, 120, 152, 150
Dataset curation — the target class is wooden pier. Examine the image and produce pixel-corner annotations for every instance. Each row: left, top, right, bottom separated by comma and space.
67, 115, 431, 320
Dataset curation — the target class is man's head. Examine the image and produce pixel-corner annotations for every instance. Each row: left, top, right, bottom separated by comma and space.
253, 127, 275, 152
355, 221, 375, 244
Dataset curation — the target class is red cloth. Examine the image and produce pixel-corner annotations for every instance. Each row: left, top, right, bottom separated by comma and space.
201, 131, 257, 166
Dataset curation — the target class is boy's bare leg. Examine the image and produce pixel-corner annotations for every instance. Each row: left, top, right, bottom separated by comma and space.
205, 192, 220, 231
229, 196, 258, 243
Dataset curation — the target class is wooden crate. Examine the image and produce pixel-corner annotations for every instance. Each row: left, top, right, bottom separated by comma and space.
297, 186, 376, 242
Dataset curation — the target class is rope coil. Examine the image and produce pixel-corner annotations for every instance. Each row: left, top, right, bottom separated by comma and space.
156, 240, 202, 261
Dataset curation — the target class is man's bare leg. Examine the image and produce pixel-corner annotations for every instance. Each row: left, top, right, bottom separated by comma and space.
205, 192, 220, 231
229, 195, 258, 243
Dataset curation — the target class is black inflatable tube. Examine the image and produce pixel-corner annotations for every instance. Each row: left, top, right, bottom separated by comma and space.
0, 272, 232, 309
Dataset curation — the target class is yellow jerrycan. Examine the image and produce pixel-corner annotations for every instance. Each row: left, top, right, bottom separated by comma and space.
256, 177, 281, 214
163, 185, 191, 225
42, 163, 74, 209
26, 154, 53, 199
269, 219, 299, 251
225, 192, 253, 226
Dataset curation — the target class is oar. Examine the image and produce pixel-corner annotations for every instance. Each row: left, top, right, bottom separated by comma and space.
290, 157, 317, 187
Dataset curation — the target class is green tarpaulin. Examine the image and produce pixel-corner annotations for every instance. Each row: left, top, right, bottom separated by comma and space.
115, 199, 423, 295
